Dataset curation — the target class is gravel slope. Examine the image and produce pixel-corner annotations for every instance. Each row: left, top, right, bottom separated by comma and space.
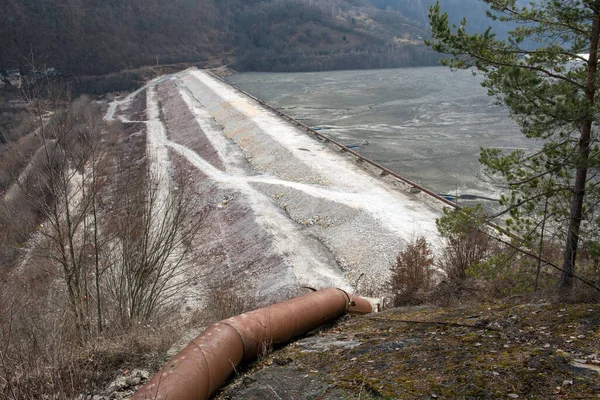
111, 68, 446, 304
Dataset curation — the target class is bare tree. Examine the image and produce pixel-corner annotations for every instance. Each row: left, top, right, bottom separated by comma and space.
105, 160, 202, 328
4, 93, 96, 340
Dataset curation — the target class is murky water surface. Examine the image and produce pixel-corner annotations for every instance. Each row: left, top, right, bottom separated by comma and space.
228, 67, 533, 202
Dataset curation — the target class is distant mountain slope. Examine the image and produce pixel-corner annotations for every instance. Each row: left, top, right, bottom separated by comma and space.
371, 0, 516, 36
0, 0, 500, 76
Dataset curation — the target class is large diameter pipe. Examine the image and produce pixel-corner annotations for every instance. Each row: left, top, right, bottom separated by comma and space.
132, 288, 373, 400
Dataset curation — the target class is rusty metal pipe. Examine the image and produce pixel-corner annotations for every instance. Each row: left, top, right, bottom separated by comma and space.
132, 288, 373, 400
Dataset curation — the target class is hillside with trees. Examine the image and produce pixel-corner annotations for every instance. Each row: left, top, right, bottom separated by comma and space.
0, 0, 498, 77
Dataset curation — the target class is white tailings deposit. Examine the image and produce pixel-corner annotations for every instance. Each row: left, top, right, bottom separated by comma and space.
108, 68, 447, 303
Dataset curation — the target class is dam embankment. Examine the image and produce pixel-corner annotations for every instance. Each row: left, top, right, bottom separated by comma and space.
109, 68, 448, 305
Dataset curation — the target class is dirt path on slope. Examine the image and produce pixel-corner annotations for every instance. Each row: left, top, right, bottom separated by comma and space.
174, 69, 443, 286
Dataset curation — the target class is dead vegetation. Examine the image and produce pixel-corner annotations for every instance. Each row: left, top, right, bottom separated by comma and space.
204, 288, 261, 323
386, 236, 434, 306
0, 288, 177, 399
0, 86, 208, 399
385, 206, 600, 308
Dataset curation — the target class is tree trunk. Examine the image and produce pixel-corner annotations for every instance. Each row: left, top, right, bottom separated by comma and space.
561, 165, 589, 290
560, 7, 600, 292
92, 160, 103, 333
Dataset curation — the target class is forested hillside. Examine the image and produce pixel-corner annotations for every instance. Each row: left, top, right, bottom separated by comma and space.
1, 0, 501, 77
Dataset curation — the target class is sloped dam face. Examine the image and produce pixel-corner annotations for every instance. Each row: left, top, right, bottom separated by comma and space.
108, 69, 446, 305
227, 67, 527, 204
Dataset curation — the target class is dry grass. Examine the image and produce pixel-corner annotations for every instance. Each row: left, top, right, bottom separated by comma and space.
0, 286, 178, 399
203, 288, 260, 323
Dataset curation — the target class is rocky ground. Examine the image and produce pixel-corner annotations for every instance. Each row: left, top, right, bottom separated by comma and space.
216, 303, 600, 399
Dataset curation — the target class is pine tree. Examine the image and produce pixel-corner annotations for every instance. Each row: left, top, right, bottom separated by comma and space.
427, 0, 600, 292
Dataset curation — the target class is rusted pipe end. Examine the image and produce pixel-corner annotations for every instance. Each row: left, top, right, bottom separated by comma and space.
336, 288, 375, 314
348, 295, 375, 315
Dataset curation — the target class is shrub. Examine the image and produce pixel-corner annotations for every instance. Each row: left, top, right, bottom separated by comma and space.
468, 250, 539, 298
387, 236, 434, 306
436, 205, 491, 281
567, 246, 600, 303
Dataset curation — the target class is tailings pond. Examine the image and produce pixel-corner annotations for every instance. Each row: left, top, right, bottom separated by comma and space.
228, 67, 531, 205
